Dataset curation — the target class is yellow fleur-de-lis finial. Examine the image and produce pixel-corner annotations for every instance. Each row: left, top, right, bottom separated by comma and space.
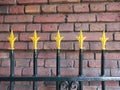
100, 31, 109, 50
76, 30, 86, 49
54, 30, 63, 49
8, 30, 17, 50
30, 30, 40, 50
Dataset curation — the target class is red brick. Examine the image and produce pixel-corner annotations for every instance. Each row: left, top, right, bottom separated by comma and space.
29, 42, 43, 50
34, 14, 65, 23
90, 23, 105, 31
74, 3, 89, 12
114, 32, 120, 40
84, 52, 95, 60
30, 59, 44, 67
14, 52, 33, 58
75, 42, 89, 50
9, 6, 24, 14
45, 59, 56, 67
90, 3, 105, 12
67, 14, 96, 22
0, 85, 8, 90
0, 42, 9, 50
11, 24, 25, 32
0, 24, 9, 32
0, 67, 10, 76
61, 42, 74, 50
20, 33, 49, 41
107, 2, 120, 11
0, 6, 8, 14
14, 86, 32, 90
106, 42, 120, 50
106, 60, 118, 68
1, 59, 10, 67
5, 15, 33, 23
17, 0, 48, 4
38, 87, 55, 90
0, 52, 9, 58
27, 24, 41, 31
58, 4, 73, 13
96, 52, 120, 60
90, 42, 101, 50
107, 23, 120, 31
97, 13, 120, 22
111, 68, 120, 76
58, 23, 74, 31
75, 23, 89, 31
84, 87, 97, 90
0, 16, 3, 23
42, 24, 57, 32
0, 0, 16, 5
0, 33, 10, 41
89, 60, 101, 68
15, 42, 27, 50
22, 67, 32, 76
82, 0, 107, 2
42, 5, 57, 13
37, 67, 50, 76
43, 42, 56, 50
16, 59, 30, 67
106, 81, 119, 86
74, 60, 88, 68
15, 68, 22, 76
25, 5, 40, 13
49, 0, 80, 3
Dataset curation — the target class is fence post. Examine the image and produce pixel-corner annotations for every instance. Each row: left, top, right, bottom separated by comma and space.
31, 30, 40, 90
77, 30, 86, 90
100, 31, 109, 90
8, 30, 17, 90
54, 30, 63, 90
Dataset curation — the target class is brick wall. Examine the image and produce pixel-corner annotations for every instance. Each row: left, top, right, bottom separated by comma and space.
0, 0, 120, 90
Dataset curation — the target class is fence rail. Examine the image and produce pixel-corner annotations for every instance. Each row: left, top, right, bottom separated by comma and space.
0, 30, 119, 90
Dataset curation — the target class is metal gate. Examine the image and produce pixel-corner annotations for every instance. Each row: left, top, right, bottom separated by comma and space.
0, 30, 120, 90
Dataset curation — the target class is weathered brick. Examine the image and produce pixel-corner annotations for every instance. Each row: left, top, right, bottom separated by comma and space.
14, 86, 32, 90
82, 0, 107, 2
88, 60, 101, 68
0, 6, 8, 14
27, 24, 41, 31
58, 4, 73, 13
107, 2, 120, 11
0, 67, 10, 76
30, 59, 44, 67
0, 33, 10, 41
0, 24, 9, 32
0, 0, 16, 5
97, 13, 120, 22
14, 52, 33, 58
107, 23, 120, 31
42, 24, 57, 32
34, 14, 65, 23
15, 42, 27, 50
75, 23, 89, 31
16, 59, 30, 67
90, 23, 105, 31
17, 0, 48, 4
11, 24, 25, 32
0, 52, 9, 58
37, 67, 50, 76
114, 32, 120, 40
9, 6, 24, 14
0, 42, 9, 50
75, 42, 89, 50
15, 68, 22, 76
106, 81, 119, 86
25, 5, 40, 13
111, 68, 120, 76
5, 15, 33, 23
84, 86, 97, 90
43, 42, 56, 50
90, 3, 105, 12
74, 60, 88, 68
49, 0, 80, 3
1, 59, 10, 67
58, 23, 74, 31
74, 3, 89, 12
61, 42, 74, 50
0, 16, 3, 23
67, 14, 96, 22
106, 42, 120, 50
41, 5, 57, 13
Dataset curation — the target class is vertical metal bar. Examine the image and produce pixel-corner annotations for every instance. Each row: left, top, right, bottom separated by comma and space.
56, 49, 60, 90
78, 49, 83, 90
10, 50, 14, 90
33, 50, 38, 90
101, 50, 105, 90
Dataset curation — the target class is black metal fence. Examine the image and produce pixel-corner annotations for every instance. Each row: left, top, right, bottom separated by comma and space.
0, 31, 120, 90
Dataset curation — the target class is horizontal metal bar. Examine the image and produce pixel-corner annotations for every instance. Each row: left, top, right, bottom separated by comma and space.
0, 76, 120, 82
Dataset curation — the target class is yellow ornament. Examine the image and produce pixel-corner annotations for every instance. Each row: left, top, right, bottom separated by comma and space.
54, 30, 63, 49
8, 30, 17, 50
76, 30, 86, 49
30, 30, 40, 50
100, 31, 109, 50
